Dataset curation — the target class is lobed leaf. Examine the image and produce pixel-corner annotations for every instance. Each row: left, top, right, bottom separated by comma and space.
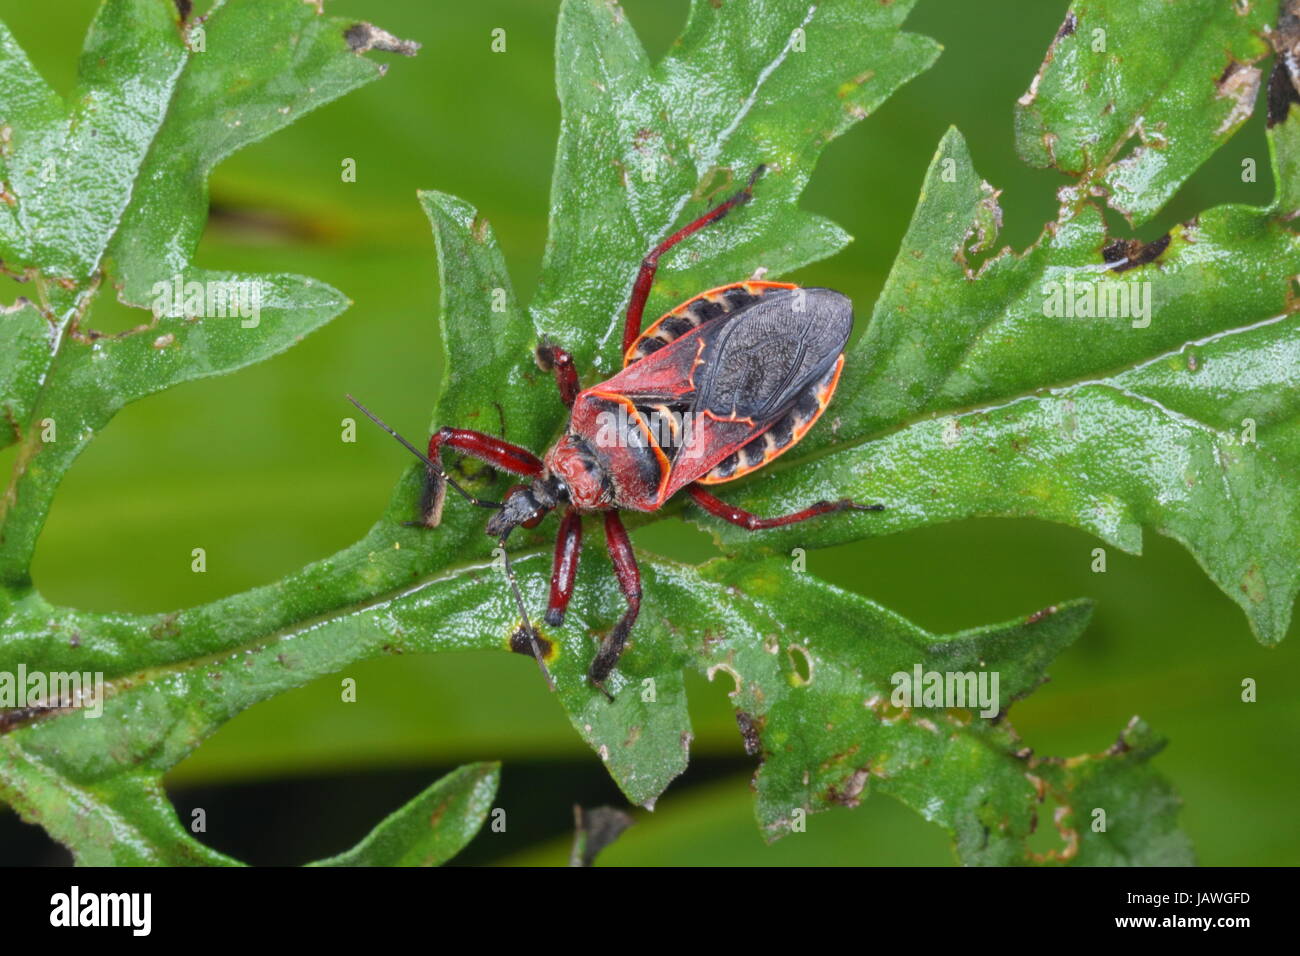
530, 0, 940, 380
693, 561, 1191, 863
4, 0, 1245, 866
0, 0, 414, 584
703, 118, 1300, 644
0, 542, 1186, 865
1014, 0, 1272, 224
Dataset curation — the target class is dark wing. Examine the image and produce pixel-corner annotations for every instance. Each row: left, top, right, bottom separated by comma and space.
693, 287, 853, 422
589, 286, 854, 505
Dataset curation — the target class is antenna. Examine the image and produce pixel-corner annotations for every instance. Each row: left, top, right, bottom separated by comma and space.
346, 394, 501, 509
348, 394, 556, 693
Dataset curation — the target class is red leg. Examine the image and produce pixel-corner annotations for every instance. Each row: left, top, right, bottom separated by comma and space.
622, 165, 767, 355
421, 427, 544, 526
535, 343, 580, 408
545, 508, 583, 626
589, 511, 641, 694
687, 484, 882, 530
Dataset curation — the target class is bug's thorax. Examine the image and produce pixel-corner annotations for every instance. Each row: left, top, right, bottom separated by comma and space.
543, 432, 614, 511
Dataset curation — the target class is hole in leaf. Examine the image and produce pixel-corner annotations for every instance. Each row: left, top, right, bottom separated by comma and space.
787, 644, 813, 685
1023, 780, 1080, 864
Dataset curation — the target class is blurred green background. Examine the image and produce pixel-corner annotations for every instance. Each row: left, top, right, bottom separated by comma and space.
1, 0, 1297, 866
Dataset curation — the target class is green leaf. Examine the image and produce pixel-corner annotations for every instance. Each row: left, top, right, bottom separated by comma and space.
692, 561, 1191, 864
1271, 91, 1300, 217
101, 1, 393, 304
0, 272, 351, 587
0, 0, 414, 585
0, 0, 427, 863
2, 0, 1222, 867
709, 122, 1299, 645
0, 1, 187, 280
530, 0, 940, 381
0, 298, 47, 438
0, 549, 500, 865
0, 545, 1188, 865
308, 763, 500, 867
418, 190, 553, 451
1014, 0, 1272, 225
0, 755, 239, 866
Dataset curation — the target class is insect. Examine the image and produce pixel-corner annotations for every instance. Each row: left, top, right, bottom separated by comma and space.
349, 165, 880, 697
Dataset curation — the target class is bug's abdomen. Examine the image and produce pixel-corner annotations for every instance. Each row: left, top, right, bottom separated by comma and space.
582, 285, 852, 508
698, 354, 844, 484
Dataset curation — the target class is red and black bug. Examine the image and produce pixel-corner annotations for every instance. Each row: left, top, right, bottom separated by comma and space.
350, 166, 881, 696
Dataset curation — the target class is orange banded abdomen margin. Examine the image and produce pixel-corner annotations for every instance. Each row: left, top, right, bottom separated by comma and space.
624, 280, 799, 367
697, 354, 844, 485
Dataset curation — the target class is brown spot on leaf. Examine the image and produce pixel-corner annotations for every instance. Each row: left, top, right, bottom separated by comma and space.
0, 706, 48, 734
150, 613, 181, 641
344, 23, 421, 56
1018, 13, 1077, 109
510, 625, 553, 658
1024, 772, 1046, 801
1103, 233, 1170, 272
736, 710, 763, 756
827, 768, 870, 808
1216, 61, 1262, 134
1024, 605, 1058, 625
1240, 564, 1267, 603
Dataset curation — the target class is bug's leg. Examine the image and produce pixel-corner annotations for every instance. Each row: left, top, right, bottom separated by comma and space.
686, 484, 883, 530
545, 507, 583, 626
589, 511, 641, 698
535, 343, 580, 408
622, 164, 768, 356
420, 428, 544, 527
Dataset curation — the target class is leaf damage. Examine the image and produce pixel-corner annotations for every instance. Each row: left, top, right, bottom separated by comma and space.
344, 22, 421, 57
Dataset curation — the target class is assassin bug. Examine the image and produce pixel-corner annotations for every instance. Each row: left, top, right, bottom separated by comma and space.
349, 165, 880, 697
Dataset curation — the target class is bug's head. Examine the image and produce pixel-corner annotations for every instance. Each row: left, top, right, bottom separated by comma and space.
486, 475, 567, 540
